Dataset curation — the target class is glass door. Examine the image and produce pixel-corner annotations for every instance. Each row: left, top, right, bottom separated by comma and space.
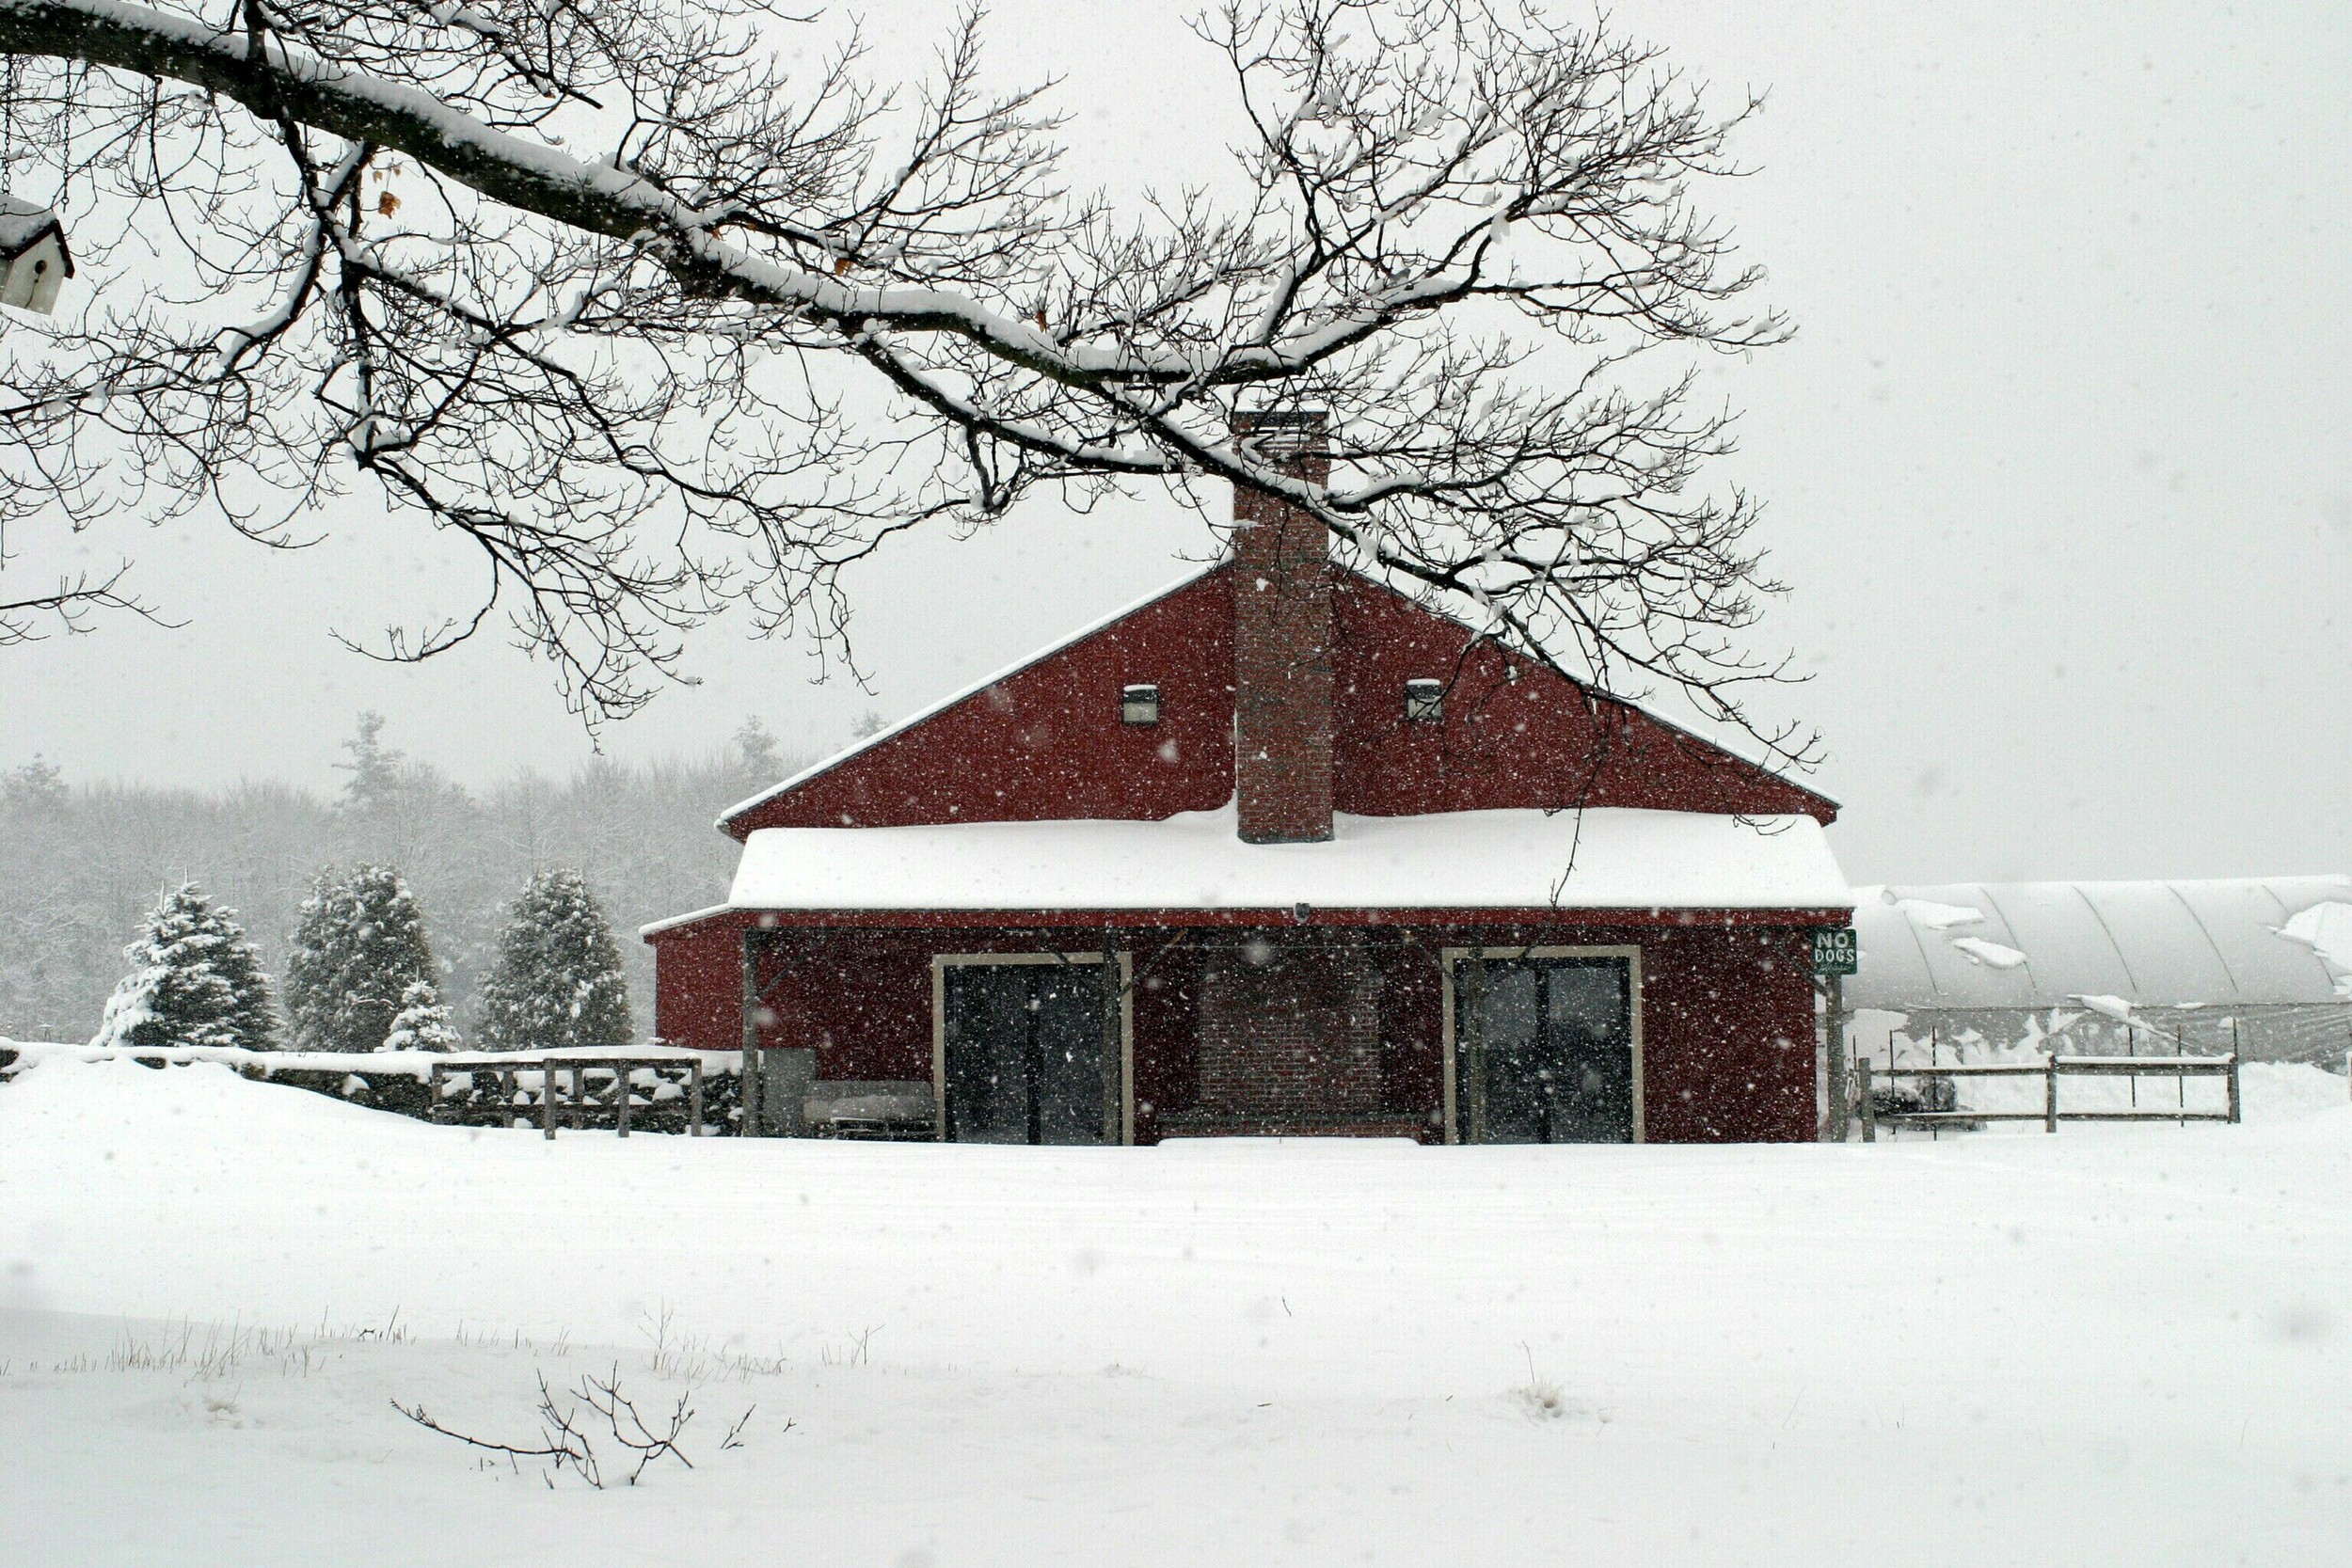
943, 962, 1110, 1145
1457, 956, 1633, 1144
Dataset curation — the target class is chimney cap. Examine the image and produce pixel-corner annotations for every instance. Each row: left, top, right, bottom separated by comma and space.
1233, 407, 1327, 456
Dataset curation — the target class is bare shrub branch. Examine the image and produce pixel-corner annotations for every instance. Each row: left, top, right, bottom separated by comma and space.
393, 1364, 732, 1487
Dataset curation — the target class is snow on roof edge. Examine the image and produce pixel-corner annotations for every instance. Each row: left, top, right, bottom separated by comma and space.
639, 902, 734, 941
715, 557, 1229, 833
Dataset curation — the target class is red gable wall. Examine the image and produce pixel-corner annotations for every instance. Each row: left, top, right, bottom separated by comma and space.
725, 562, 1833, 838
730, 569, 1237, 834
1328, 575, 1832, 820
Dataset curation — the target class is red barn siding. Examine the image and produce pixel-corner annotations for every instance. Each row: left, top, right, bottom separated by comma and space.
1328, 576, 1832, 821
761, 931, 934, 1082
1637, 925, 1819, 1142
723, 563, 1832, 839
650, 914, 1822, 1143
648, 916, 744, 1052
1131, 944, 1205, 1141
1374, 942, 1446, 1123
729, 572, 1236, 835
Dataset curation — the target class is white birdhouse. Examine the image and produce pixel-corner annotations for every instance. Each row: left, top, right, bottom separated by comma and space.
0, 197, 73, 315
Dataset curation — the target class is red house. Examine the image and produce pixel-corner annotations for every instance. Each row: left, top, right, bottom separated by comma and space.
646, 433, 1851, 1145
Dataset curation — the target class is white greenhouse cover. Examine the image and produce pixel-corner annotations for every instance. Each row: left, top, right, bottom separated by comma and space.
711, 805, 1850, 916
1847, 877, 2352, 1010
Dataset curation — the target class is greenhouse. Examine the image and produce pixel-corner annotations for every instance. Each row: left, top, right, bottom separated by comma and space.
1845, 877, 2352, 1071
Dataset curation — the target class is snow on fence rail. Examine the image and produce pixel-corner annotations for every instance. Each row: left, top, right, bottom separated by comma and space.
1854, 1053, 2241, 1139
426, 1056, 706, 1139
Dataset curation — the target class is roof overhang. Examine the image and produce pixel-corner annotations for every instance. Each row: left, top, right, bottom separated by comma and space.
713, 804, 1851, 918
0, 197, 72, 275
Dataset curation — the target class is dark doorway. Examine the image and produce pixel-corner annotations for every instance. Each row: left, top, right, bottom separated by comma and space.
942, 961, 1113, 1145
1456, 956, 1634, 1144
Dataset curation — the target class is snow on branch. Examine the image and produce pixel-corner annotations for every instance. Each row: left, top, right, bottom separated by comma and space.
0, 0, 1817, 768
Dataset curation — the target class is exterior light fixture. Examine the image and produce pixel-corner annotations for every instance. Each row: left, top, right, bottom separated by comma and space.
1404, 677, 1444, 723
1121, 683, 1161, 725
0, 198, 72, 315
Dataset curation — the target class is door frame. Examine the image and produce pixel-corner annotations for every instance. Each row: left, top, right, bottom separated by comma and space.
931, 951, 1136, 1146
1439, 944, 1644, 1145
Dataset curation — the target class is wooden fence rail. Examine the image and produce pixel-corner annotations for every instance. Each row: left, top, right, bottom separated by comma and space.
1855, 1053, 2240, 1140
427, 1056, 705, 1140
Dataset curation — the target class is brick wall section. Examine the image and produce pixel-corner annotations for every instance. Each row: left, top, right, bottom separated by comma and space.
1193, 941, 1383, 1123
1232, 413, 1335, 844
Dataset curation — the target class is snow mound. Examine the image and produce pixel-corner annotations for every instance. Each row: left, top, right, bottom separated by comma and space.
0, 1053, 441, 1142
2278, 901, 2352, 999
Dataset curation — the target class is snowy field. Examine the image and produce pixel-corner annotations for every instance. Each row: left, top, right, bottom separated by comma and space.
4, 1058, 2348, 1567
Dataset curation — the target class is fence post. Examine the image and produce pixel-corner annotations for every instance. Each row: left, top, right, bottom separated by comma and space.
616, 1067, 631, 1138
688, 1059, 705, 1136
1857, 1058, 1875, 1143
542, 1060, 556, 1140
2044, 1053, 2058, 1133
2227, 1054, 2241, 1125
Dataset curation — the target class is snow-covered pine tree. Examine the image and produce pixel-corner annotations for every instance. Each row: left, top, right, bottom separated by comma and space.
283, 864, 453, 1052
475, 870, 632, 1053
91, 884, 278, 1051
381, 980, 462, 1053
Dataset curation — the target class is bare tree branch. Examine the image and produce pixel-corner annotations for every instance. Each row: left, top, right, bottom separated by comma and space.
0, 0, 1817, 767
0, 559, 178, 644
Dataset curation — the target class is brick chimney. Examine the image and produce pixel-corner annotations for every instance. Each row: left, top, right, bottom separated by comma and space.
1232, 410, 1333, 844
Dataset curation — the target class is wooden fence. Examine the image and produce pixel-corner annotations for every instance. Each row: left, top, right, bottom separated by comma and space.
1854, 1053, 2240, 1140
427, 1056, 706, 1139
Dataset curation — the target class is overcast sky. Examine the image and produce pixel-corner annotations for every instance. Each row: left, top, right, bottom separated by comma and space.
2, 0, 2346, 884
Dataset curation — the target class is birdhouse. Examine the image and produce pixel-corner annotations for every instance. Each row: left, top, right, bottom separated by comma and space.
0, 197, 73, 315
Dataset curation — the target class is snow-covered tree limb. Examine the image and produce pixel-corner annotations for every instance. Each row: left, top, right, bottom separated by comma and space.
0, 0, 1816, 768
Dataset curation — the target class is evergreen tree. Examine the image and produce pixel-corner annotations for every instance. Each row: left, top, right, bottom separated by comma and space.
92, 884, 278, 1051
283, 863, 449, 1052
3, 755, 68, 816
382, 980, 462, 1053
732, 715, 783, 781
476, 870, 632, 1053
335, 711, 405, 815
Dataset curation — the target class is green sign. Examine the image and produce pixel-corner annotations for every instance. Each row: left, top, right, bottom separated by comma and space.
1812, 927, 1858, 976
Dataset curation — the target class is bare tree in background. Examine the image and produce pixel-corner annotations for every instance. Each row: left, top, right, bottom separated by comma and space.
0, 0, 1815, 767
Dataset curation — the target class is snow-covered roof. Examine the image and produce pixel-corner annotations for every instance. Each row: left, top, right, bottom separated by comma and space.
719, 805, 1851, 914
1847, 878, 2352, 1011
0, 196, 70, 269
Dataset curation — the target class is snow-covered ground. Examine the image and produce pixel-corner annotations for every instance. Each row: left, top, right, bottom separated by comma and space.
4, 1058, 2348, 1567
